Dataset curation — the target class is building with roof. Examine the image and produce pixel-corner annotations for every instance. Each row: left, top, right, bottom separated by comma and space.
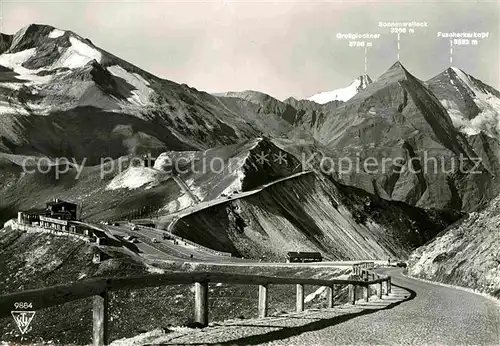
45, 199, 78, 220
18, 199, 78, 228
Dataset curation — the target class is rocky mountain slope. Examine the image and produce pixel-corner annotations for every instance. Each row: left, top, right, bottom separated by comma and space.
0, 137, 300, 224
408, 194, 500, 299
2, 24, 498, 214
1, 134, 461, 263
172, 172, 460, 260
0, 23, 498, 257
306, 62, 499, 211
217, 64, 500, 212
427, 67, 500, 178
0, 24, 287, 163
219, 90, 339, 140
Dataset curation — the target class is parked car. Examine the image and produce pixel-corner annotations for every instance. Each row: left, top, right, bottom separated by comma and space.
151, 238, 159, 243
286, 251, 322, 263
131, 225, 138, 231
396, 261, 407, 268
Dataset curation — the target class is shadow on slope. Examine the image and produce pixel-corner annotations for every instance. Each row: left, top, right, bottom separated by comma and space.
10, 106, 192, 164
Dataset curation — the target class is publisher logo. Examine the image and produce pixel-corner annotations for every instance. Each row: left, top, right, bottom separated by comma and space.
11, 303, 35, 334
11, 311, 35, 334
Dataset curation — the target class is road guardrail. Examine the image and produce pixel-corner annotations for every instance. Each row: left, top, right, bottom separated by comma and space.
0, 261, 390, 345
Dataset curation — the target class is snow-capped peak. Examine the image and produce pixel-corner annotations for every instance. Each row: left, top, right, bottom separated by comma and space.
440, 67, 500, 137
307, 75, 372, 104
450, 67, 500, 98
1, 24, 103, 71
57, 36, 102, 69
48, 28, 65, 39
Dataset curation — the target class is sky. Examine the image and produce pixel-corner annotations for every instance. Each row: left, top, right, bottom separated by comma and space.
2, 0, 499, 100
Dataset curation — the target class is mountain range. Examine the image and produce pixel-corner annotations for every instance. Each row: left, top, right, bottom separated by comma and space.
0, 23, 499, 260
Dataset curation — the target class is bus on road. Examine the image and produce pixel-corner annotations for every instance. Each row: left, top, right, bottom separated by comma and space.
286, 251, 322, 263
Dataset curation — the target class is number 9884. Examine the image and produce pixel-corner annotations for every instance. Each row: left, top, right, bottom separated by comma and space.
14, 302, 33, 309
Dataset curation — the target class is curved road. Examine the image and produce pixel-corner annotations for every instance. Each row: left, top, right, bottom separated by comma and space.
265, 267, 500, 345
133, 170, 313, 228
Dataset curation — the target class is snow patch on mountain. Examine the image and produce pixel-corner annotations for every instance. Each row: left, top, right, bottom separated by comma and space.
162, 194, 194, 213
307, 75, 372, 104
217, 144, 259, 196
106, 166, 167, 190
219, 169, 245, 197
56, 37, 102, 69
447, 67, 500, 137
48, 29, 65, 39
439, 100, 479, 136
107, 65, 153, 106
0, 49, 49, 85
0, 48, 35, 68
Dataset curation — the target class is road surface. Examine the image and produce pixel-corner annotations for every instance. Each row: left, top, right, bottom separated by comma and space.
111, 267, 500, 345
261, 267, 500, 345
102, 223, 399, 268
104, 224, 249, 262
101, 221, 500, 344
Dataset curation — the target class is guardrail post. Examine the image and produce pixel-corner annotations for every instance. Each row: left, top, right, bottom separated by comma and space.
93, 290, 109, 346
349, 284, 356, 304
384, 279, 389, 296
363, 284, 369, 302
364, 269, 369, 281
258, 284, 268, 318
195, 281, 209, 326
387, 277, 392, 294
327, 284, 335, 308
296, 284, 304, 312
378, 281, 383, 299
